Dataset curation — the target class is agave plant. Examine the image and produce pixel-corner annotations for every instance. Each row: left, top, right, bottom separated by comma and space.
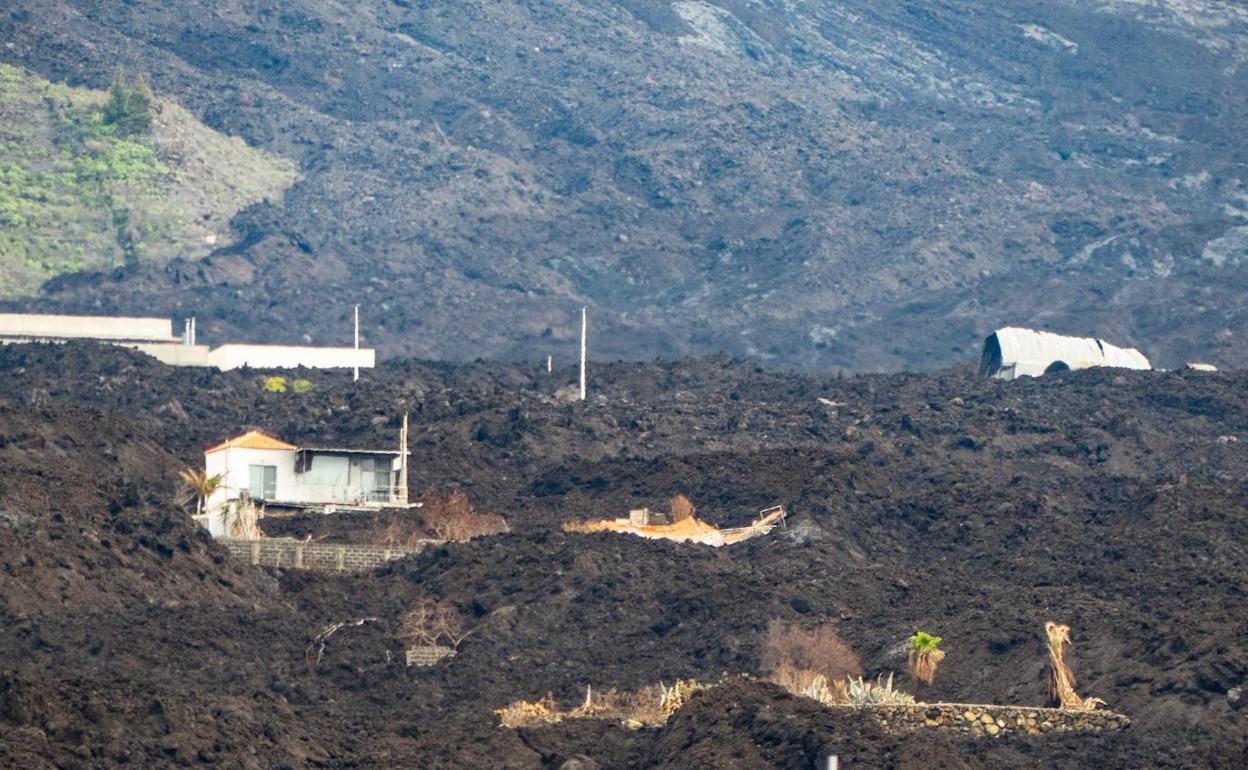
800, 673, 836, 704
907, 630, 946, 686
845, 673, 915, 705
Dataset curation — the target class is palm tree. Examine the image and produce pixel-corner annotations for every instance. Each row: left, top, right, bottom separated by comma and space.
907, 631, 946, 686
178, 468, 223, 517
1045, 621, 1106, 710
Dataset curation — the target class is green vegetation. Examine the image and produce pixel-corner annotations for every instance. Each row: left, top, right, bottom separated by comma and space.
178, 467, 223, 517
260, 376, 315, 394
0, 63, 297, 298
261, 375, 288, 393
845, 673, 915, 705
0, 68, 170, 291
907, 630, 945, 685
103, 69, 156, 138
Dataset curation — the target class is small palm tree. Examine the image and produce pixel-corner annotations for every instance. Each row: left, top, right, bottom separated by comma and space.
178, 468, 223, 517
907, 630, 946, 686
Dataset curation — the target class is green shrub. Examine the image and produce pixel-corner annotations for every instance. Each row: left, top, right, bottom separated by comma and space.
291, 378, 313, 394
102, 69, 155, 138
262, 375, 288, 393
907, 631, 946, 685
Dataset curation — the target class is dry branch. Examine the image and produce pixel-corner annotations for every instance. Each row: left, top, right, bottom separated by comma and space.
307, 617, 379, 670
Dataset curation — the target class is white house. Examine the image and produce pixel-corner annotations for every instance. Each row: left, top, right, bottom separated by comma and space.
200, 428, 410, 535
979, 327, 1151, 380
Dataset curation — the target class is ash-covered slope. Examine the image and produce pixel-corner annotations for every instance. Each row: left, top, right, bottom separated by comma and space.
2, 1, 1247, 370
0, 344, 1245, 767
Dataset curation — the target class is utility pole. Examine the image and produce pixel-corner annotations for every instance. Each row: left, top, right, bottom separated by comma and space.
398, 412, 409, 505
353, 304, 360, 382
579, 306, 587, 401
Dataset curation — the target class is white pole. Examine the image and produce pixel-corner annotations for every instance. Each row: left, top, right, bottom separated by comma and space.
398, 412, 409, 505
547, 355, 552, 373
191, 317, 196, 346
353, 304, 360, 383
579, 306, 587, 401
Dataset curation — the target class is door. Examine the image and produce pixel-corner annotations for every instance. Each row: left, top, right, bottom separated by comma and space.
249, 464, 277, 500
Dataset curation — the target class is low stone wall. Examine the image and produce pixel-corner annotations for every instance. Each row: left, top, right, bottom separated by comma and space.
846, 702, 1129, 738
219, 537, 437, 572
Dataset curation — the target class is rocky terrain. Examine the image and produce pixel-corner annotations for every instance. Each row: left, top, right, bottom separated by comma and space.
2, 1, 1247, 369
0, 342, 1244, 768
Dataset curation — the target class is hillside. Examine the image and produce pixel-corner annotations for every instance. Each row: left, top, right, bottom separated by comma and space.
0, 62, 296, 298
0, 344, 1244, 767
1, 1, 1247, 368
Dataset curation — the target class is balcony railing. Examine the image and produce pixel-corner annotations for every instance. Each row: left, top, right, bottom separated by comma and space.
211, 482, 404, 507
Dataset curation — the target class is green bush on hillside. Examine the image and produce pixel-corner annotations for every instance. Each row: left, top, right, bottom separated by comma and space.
0, 62, 296, 298
102, 69, 156, 138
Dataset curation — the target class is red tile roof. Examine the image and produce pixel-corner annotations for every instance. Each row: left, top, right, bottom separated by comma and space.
205, 430, 296, 453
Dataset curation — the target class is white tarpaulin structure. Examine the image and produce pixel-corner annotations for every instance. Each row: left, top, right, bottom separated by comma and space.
979, 327, 1151, 379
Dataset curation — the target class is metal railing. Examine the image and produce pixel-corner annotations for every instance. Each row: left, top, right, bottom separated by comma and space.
213, 482, 404, 506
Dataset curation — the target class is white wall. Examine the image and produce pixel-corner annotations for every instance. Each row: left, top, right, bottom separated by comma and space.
0, 313, 176, 342
132, 342, 375, 371
209, 344, 375, 371
0, 313, 374, 372
205, 447, 395, 510
205, 447, 299, 509
132, 343, 214, 367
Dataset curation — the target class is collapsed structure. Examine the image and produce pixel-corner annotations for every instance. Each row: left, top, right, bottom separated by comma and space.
979, 327, 1150, 380
0, 312, 374, 371
565, 505, 786, 547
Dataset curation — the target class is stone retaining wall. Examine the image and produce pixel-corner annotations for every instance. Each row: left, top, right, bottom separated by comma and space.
220, 538, 437, 572
846, 702, 1129, 738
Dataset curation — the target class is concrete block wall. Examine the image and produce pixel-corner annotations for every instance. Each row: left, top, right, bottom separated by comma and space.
406, 646, 457, 667
220, 537, 438, 572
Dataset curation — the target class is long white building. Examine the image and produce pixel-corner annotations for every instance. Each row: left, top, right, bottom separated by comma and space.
0, 312, 374, 371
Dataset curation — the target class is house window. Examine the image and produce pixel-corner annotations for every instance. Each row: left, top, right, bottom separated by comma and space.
249, 465, 277, 500
361, 457, 393, 502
